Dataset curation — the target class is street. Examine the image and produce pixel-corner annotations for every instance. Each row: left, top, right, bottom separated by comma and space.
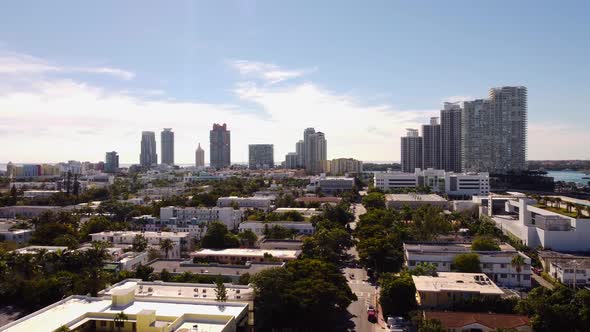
343, 202, 386, 332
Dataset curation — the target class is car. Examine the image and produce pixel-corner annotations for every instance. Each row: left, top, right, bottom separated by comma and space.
387, 316, 406, 327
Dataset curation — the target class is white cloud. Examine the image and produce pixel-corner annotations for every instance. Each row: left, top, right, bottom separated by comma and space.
0, 52, 135, 80
528, 123, 590, 160
229, 59, 314, 84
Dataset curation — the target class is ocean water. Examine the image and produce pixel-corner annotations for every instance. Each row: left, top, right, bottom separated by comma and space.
546, 170, 589, 185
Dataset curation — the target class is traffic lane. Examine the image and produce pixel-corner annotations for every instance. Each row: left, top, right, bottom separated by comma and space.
345, 267, 379, 332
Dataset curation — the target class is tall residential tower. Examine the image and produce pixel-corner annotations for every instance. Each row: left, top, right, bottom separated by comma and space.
140, 131, 157, 167
195, 143, 205, 169
249, 144, 274, 170
161, 128, 174, 166
401, 129, 423, 173
422, 117, 441, 170
440, 102, 463, 173
210, 123, 231, 169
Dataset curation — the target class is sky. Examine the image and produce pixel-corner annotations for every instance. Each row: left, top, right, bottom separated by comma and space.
1, 0, 589, 164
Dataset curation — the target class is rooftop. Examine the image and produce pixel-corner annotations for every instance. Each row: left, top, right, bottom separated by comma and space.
424, 311, 530, 329
385, 193, 448, 202
148, 259, 284, 277
13, 246, 68, 254
191, 248, 300, 259
404, 242, 519, 256
90, 230, 190, 238
294, 196, 342, 203
412, 272, 504, 295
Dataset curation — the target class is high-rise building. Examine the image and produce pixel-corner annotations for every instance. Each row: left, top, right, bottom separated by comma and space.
285, 152, 298, 169
210, 123, 231, 169
330, 158, 363, 175
306, 132, 327, 174
441, 102, 463, 173
249, 144, 274, 169
462, 86, 527, 173
140, 131, 157, 167
195, 143, 205, 169
105, 151, 119, 173
401, 128, 423, 173
422, 117, 441, 170
295, 140, 305, 168
303, 128, 316, 170
161, 128, 174, 166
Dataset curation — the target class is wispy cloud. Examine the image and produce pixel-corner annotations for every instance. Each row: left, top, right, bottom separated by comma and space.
229, 59, 315, 84
0, 52, 135, 80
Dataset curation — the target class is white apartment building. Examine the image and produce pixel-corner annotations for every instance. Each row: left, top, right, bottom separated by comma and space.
492, 198, 590, 252
191, 248, 301, 263
374, 168, 489, 197
217, 196, 273, 211
9, 182, 59, 190
404, 242, 532, 288
160, 206, 244, 230
132, 215, 208, 240
238, 221, 315, 236
548, 260, 590, 287
306, 175, 355, 194
0, 229, 32, 244
137, 186, 185, 200
274, 207, 323, 217
23, 190, 61, 199
2, 279, 251, 332
90, 231, 190, 259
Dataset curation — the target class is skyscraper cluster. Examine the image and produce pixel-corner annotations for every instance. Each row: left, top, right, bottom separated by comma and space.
284, 128, 327, 174
400, 86, 528, 174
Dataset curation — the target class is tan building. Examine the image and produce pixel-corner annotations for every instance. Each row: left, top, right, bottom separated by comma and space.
191, 248, 300, 264
412, 272, 504, 309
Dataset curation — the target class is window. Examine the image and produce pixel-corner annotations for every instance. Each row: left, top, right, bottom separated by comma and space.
500, 264, 506, 268
101, 321, 107, 327
523, 275, 530, 280
501, 274, 507, 278
409, 261, 416, 266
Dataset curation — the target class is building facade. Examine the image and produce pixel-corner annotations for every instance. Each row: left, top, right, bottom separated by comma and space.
441, 102, 463, 172
160, 128, 174, 165
330, 158, 363, 175
401, 128, 423, 173
422, 117, 441, 170
195, 142, 205, 168
249, 144, 274, 170
285, 152, 298, 169
462, 86, 527, 173
303, 128, 327, 174
104, 151, 119, 173
210, 123, 231, 169
139, 131, 157, 167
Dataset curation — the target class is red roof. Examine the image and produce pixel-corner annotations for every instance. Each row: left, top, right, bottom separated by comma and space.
424, 311, 530, 329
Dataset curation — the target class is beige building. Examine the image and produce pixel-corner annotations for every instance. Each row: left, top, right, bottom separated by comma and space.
412, 272, 505, 309
191, 248, 301, 264
423, 311, 531, 332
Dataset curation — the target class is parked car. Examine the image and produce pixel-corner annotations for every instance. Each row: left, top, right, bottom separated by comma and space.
387, 316, 407, 331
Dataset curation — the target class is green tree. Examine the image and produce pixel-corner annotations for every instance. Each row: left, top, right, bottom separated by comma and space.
410, 262, 438, 276
452, 253, 481, 273
159, 268, 172, 282
511, 255, 526, 287
238, 272, 251, 285
113, 311, 128, 332
201, 221, 239, 249
159, 238, 174, 259
215, 278, 228, 302
135, 264, 154, 281
471, 236, 501, 251
53, 326, 72, 332
263, 225, 294, 239
379, 272, 417, 317
362, 192, 385, 209
418, 319, 444, 332
237, 229, 258, 247
132, 234, 148, 252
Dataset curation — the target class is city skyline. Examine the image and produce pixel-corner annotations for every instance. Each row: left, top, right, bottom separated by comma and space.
0, 2, 589, 163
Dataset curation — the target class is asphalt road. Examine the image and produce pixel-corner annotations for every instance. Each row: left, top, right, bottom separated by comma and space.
343, 203, 385, 332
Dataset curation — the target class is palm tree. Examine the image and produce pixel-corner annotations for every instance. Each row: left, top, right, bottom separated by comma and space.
511, 255, 526, 287
575, 204, 584, 218
566, 202, 575, 213
53, 326, 71, 332
554, 197, 562, 210
159, 238, 174, 259
114, 311, 128, 332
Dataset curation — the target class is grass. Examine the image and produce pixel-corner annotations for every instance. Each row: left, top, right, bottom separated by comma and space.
534, 204, 579, 218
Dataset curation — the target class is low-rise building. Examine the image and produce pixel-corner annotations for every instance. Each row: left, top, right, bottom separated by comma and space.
547, 259, 590, 287
191, 248, 301, 264
412, 272, 505, 309
0, 206, 70, 218
90, 231, 190, 259
2, 279, 251, 332
385, 193, 450, 210
273, 207, 323, 218
492, 197, 590, 251
423, 311, 531, 332
404, 242, 531, 288
137, 186, 185, 200
239, 221, 315, 236
105, 249, 149, 272
13, 246, 68, 255
23, 190, 61, 199
259, 239, 304, 250
217, 196, 273, 211
132, 215, 208, 240
160, 206, 243, 230
148, 259, 284, 282
0, 228, 32, 244
306, 175, 355, 194
294, 196, 342, 206
374, 168, 490, 197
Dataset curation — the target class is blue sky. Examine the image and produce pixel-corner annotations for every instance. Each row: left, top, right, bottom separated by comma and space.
1, 1, 589, 163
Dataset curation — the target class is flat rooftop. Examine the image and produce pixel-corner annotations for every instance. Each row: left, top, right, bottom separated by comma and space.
13, 246, 67, 254
385, 193, 448, 202
90, 231, 190, 238
404, 242, 517, 255
412, 272, 504, 295
148, 259, 283, 277
102, 279, 254, 301
191, 248, 300, 259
